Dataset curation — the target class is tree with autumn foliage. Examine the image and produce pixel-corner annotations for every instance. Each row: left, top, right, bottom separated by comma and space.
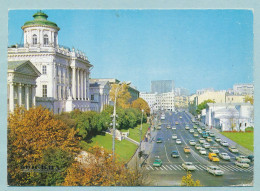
244, 95, 254, 105
181, 171, 202, 186
63, 145, 143, 186
8, 106, 80, 186
131, 98, 150, 116
110, 83, 132, 108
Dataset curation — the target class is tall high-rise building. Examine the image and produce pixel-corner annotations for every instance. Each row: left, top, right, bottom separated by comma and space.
151, 80, 174, 94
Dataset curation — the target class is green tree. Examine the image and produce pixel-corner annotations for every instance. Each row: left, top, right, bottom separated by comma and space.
196, 99, 215, 114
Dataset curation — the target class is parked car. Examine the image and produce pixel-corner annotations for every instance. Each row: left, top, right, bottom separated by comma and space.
206, 137, 213, 142
171, 150, 180, 158
182, 162, 196, 171
195, 144, 202, 150
176, 139, 182, 144
153, 159, 162, 167
172, 134, 177, 139
219, 153, 231, 160
236, 155, 251, 163
203, 142, 210, 149
208, 153, 220, 162
207, 166, 224, 176
199, 148, 207, 155
229, 146, 239, 153
220, 141, 229, 147
209, 147, 219, 154
215, 137, 221, 142
189, 140, 196, 146
235, 161, 250, 168
199, 138, 205, 144
156, 138, 163, 143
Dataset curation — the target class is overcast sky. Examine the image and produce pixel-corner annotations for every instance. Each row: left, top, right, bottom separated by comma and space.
8, 9, 253, 94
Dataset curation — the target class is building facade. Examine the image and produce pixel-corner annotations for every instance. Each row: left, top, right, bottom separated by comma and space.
8, 11, 92, 113
151, 80, 174, 94
175, 87, 189, 96
174, 96, 189, 109
233, 83, 254, 95
7, 60, 40, 113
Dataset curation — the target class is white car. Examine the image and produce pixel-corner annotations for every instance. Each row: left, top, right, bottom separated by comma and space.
220, 141, 229, 147
203, 142, 210, 149
236, 156, 251, 163
209, 147, 219, 154
189, 129, 194, 133
180, 116, 182, 119
167, 125, 171, 129
199, 148, 207, 155
199, 138, 205, 144
193, 132, 199, 137
209, 132, 215, 137
176, 139, 182, 144
156, 126, 161, 130
189, 140, 196, 146
197, 128, 202, 132
219, 153, 231, 160
182, 162, 196, 171
172, 126, 176, 130
215, 137, 221, 142
229, 146, 239, 153
207, 166, 224, 176
195, 144, 202, 150
235, 161, 250, 168
172, 134, 177, 139
185, 126, 190, 130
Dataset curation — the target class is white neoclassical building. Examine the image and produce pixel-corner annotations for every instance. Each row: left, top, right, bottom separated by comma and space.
7, 60, 40, 113
8, 11, 92, 113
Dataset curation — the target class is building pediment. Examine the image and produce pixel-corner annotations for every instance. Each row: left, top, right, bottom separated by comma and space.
8, 60, 41, 77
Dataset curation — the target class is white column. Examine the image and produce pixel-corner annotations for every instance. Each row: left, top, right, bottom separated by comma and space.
25, 85, 30, 110
18, 83, 22, 106
32, 85, 36, 106
81, 70, 84, 100
84, 71, 87, 100
77, 68, 80, 100
100, 91, 104, 112
86, 71, 90, 100
9, 83, 14, 113
72, 67, 76, 100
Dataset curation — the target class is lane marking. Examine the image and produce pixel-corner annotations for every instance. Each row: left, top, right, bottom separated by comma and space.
195, 165, 204, 170
146, 166, 150, 170
162, 165, 168, 171
149, 165, 154, 170
175, 165, 181, 170
164, 144, 171, 163
170, 165, 177, 170
178, 165, 185, 170
165, 165, 172, 170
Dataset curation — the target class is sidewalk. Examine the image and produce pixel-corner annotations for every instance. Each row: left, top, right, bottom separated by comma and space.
187, 111, 253, 156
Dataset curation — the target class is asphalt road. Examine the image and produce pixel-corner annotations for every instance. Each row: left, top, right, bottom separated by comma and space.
142, 111, 254, 187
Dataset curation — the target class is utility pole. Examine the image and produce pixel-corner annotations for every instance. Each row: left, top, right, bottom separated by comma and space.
139, 109, 144, 167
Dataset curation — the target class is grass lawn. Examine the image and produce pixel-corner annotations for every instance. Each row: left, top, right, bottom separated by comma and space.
124, 123, 149, 142
80, 133, 138, 163
220, 132, 254, 151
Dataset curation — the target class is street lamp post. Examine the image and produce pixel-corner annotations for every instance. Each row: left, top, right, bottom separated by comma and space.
139, 109, 144, 167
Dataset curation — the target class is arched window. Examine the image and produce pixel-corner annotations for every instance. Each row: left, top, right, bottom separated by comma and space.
32, 34, 37, 45
44, 34, 49, 46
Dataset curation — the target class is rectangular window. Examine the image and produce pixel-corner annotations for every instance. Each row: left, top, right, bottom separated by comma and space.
91, 94, 94, 101
42, 85, 47, 97
42, 65, 47, 75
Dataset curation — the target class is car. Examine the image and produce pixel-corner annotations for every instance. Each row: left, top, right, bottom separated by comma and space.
171, 151, 180, 158
197, 128, 201, 131
185, 126, 190, 130
201, 126, 206, 130
195, 121, 199, 125
182, 162, 196, 171
198, 130, 203, 134
203, 142, 210, 149
153, 159, 162, 167
236, 155, 251, 163
172, 134, 177, 139
195, 144, 202, 150
172, 126, 176, 130
193, 125, 198, 129
247, 155, 254, 162
193, 132, 199, 137
206, 130, 210, 134
229, 146, 239, 153
235, 161, 250, 168
167, 125, 171, 129
208, 153, 220, 162
219, 153, 231, 160
189, 140, 196, 146
209, 147, 219, 154
183, 146, 190, 153
189, 129, 194, 133
180, 116, 182, 119
175, 122, 179, 125
199, 138, 205, 144
199, 148, 207, 155
209, 132, 215, 137
220, 141, 229, 147
206, 137, 212, 142
215, 137, 222, 142
156, 126, 161, 130
176, 139, 182, 144
156, 138, 163, 143
207, 166, 224, 176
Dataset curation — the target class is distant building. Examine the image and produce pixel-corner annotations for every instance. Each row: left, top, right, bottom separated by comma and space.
140, 92, 157, 112
175, 87, 189, 96
89, 79, 110, 112
226, 95, 245, 104
151, 80, 174, 94
175, 96, 189, 109
7, 60, 40, 113
128, 85, 140, 103
195, 90, 226, 105
233, 83, 254, 95
196, 88, 214, 95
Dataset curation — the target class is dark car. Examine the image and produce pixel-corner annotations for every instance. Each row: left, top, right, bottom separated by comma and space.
171, 150, 180, 158
247, 155, 254, 162
156, 138, 163, 143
